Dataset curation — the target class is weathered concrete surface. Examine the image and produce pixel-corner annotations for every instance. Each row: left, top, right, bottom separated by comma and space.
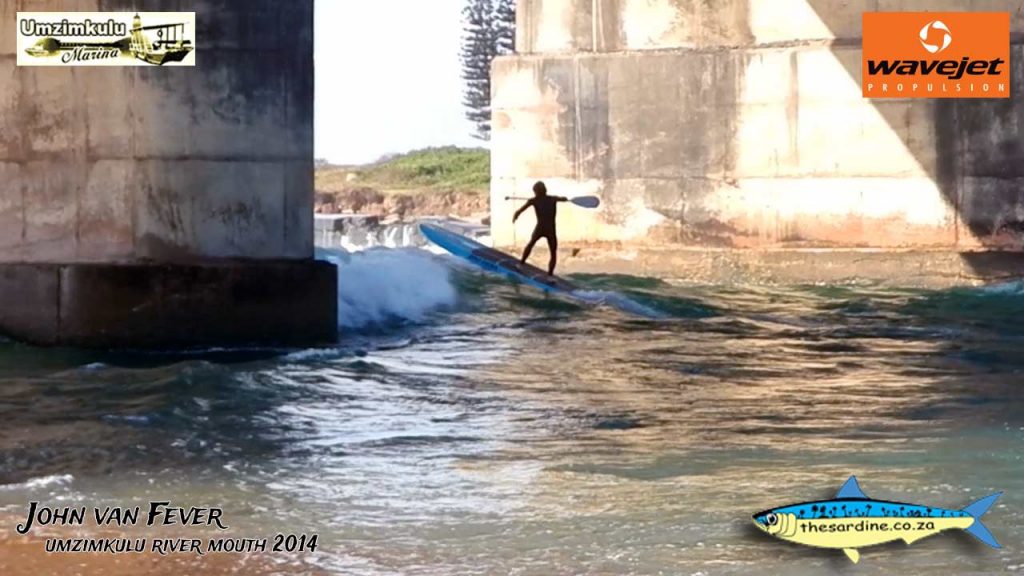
0, 261, 337, 348
0, 0, 333, 348
516, 0, 1024, 53
516, 0, 755, 53
0, 0, 315, 262
494, 0, 1024, 273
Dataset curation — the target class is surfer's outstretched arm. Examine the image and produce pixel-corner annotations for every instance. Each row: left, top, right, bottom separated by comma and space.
554, 196, 568, 202
513, 199, 534, 222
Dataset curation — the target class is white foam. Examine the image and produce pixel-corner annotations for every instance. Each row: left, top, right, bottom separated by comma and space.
283, 348, 342, 361
975, 281, 1024, 296
317, 247, 458, 329
0, 474, 74, 491
572, 289, 667, 319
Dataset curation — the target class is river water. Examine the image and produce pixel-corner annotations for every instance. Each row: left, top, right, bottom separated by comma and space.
1, 247, 1022, 575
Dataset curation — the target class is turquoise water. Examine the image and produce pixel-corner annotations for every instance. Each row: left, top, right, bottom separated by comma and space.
1, 248, 1022, 574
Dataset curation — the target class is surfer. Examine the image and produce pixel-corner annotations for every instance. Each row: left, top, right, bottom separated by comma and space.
514, 181, 567, 275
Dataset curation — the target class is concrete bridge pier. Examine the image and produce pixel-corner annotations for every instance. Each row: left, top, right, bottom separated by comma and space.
491, 0, 1024, 283
0, 0, 337, 348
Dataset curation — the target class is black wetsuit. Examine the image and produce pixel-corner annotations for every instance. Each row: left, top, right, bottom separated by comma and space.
518, 195, 564, 275
528, 196, 559, 243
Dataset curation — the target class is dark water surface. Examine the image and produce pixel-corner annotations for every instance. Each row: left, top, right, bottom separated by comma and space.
1, 250, 1022, 574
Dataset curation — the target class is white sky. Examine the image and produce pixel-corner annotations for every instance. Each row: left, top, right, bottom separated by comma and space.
314, 0, 482, 165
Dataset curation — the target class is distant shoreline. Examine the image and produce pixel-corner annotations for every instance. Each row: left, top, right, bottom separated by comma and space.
315, 147, 490, 222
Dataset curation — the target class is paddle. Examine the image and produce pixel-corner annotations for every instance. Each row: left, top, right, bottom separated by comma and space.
504, 195, 601, 209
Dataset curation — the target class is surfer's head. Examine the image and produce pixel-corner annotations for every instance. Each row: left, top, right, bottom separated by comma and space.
533, 181, 547, 197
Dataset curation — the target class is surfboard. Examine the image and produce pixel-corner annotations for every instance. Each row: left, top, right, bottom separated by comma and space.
419, 223, 581, 296
419, 223, 668, 319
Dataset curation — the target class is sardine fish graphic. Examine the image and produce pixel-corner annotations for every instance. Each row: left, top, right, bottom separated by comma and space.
753, 476, 1001, 563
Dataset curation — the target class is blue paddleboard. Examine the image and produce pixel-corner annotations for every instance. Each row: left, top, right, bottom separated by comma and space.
419, 223, 667, 318
419, 223, 582, 297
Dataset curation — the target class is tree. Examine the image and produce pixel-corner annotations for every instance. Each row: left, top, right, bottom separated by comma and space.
494, 0, 516, 55
460, 0, 516, 140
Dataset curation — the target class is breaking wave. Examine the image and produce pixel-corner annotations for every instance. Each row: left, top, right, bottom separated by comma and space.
317, 247, 458, 330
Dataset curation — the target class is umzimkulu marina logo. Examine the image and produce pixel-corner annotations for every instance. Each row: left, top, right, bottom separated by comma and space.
17, 12, 195, 67
752, 476, 1002, 564
863, 12, 1010, 98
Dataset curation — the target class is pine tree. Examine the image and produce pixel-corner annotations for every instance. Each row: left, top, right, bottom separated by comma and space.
460, 0, 516, 140
494, 0, 516, 55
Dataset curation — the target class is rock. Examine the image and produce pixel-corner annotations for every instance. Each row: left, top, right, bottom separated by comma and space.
343, 187, 385, 212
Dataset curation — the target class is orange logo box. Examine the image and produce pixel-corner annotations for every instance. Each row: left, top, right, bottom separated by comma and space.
863, 12, 1010, 99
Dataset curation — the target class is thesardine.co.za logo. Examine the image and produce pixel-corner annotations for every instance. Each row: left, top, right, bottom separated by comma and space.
752, 476, 1002, 564
863, 12, 1010, 98
16, 12, 195, 67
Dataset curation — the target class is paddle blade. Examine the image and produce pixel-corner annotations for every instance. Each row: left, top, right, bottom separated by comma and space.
570, 196, 600, 209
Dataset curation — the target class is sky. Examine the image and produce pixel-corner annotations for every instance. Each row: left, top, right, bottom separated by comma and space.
314, 0, 482, 165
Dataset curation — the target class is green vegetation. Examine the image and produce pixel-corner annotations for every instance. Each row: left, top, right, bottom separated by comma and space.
317, 147, 490, 194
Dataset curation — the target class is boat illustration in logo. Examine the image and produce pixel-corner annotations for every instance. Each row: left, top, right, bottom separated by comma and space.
128, 13, 192, 65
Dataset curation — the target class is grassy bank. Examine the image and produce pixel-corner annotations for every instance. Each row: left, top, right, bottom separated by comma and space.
316, 147, 489, 195
314, 147, 491, 219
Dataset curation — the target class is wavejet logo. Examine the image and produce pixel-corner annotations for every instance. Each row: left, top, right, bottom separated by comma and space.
863, 12, 1010, 99
17, 12, 195, 67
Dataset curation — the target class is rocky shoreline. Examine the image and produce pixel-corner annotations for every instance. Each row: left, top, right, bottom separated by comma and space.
314, 187, 489, 223
313, 213, 1024, 288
